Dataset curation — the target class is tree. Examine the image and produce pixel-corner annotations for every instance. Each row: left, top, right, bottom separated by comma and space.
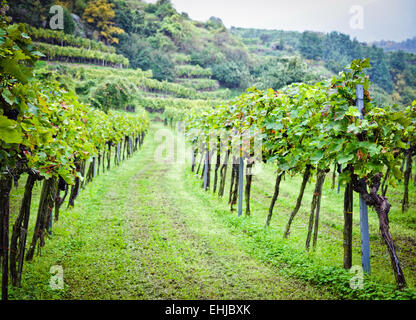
117, 34, 176, 81
7, 0, 55, 27
82, 0, 124, 44
148, 32, 176, 51
260, 33, 272, 44
389, 50, 407, 71
364, 45, 394, 93
151, 51, 176, 81
159, 14, 184, 45
63, 6, 75, 34
113, 1, 144, 35
206, 16, 223, 30
322, 32, 362, 73
211, 60, 250, 88
154, 0, 175, 19
90, 77, 133, 111
256, 57, 315, 90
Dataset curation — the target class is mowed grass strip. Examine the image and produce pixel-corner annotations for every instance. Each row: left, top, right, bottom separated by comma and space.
9, 123, 331, 299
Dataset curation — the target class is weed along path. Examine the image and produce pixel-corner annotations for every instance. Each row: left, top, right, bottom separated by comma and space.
10, 123, 332, 300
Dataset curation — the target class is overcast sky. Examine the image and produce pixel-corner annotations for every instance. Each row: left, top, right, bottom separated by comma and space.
145, 0, 416, 42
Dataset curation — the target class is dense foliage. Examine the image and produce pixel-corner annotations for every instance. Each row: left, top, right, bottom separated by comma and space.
0, 11, 149, 300
184, 59, 416, 292
24, 24, 116, 53
83, 0, 124, 44
2, 0, 416, 301
35, 42, 129, 67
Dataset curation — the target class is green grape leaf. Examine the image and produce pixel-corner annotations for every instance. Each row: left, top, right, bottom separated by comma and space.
0, 115, 23, 144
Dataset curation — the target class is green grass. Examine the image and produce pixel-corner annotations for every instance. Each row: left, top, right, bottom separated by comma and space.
6, 122, 416, 300
185, 169, 416, 299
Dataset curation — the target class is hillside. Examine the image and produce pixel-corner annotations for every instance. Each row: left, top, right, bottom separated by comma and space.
7, 0, 416, 108
231, 27, 416, 107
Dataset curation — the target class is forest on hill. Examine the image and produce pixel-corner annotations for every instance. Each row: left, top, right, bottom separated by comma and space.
7, 0, 416, 107
374, 37, 416, 54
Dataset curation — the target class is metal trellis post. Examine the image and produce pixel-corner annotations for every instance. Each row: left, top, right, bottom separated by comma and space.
357, 84, 371, 274
238, 156, 244, 217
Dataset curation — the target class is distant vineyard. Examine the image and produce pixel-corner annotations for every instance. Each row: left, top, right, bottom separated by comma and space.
24, 24, 116, 53
37, 64, 231, 101
172, 53, 192, 64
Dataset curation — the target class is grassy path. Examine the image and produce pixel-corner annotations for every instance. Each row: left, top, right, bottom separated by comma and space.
10, 123, 332, 300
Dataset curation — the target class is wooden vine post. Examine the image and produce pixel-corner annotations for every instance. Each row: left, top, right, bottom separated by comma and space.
48, 210, 53, 235
191, 148, 196, 172
1, 174, 12, 300
357, 84, 371, 274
